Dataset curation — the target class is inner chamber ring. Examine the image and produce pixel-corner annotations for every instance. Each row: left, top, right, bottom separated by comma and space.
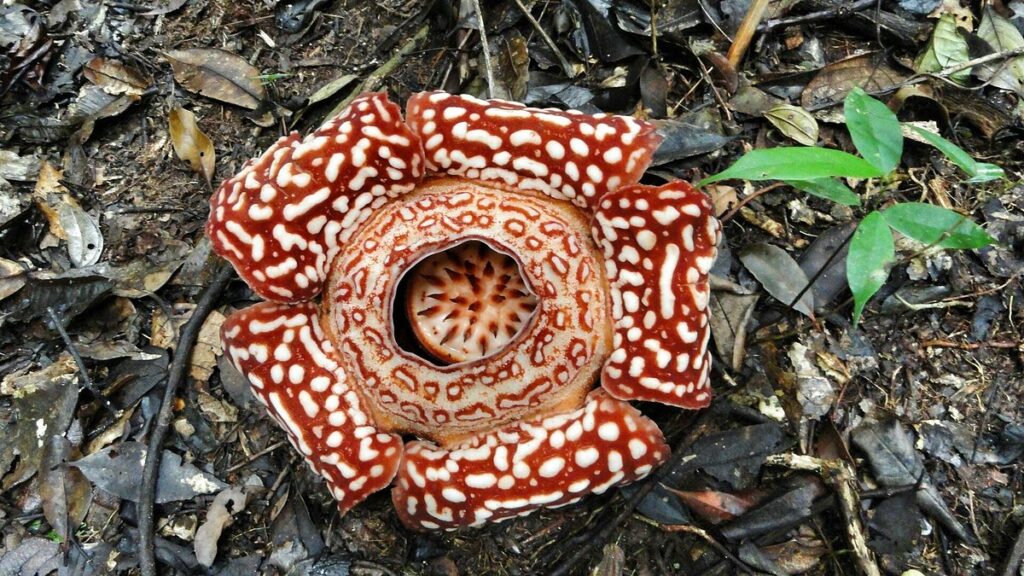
323, 178, 612, 446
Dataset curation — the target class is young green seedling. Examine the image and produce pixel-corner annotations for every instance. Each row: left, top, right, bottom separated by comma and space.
699, 87, 999, 325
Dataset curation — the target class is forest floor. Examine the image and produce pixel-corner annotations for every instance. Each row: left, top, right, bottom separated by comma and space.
1, 0, 1022, 575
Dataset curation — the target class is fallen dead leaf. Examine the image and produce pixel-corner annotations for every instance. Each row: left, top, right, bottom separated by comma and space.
190, 309, 225, 382
802, 53, 907, 111
739, 243, 815, 317
764, 103, 819, 146
163, 48, 266, 110
0, 257, 27, 301
32, 161, 103, 266
72, 441, 226, 503
168, 105, 216, 186
197, 390, 238, 423
195, 476, 265, 567
83, 56, 152, 96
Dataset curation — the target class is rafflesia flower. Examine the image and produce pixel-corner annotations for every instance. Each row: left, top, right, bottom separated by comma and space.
208, 92, 720, 531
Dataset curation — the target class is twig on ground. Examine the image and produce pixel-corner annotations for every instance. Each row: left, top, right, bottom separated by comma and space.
323, 23, 430, 120
759, 0, 876, 32
471, 0, 495, 98
138, 264, 233, 576
921, 339, 1022, 351
548, 410, 715, 576
933, 46, 1024, 81
511, 0, 575, 78
225, 440, 289, 474
767, 453, 882, 576
728, 0, 772, 66
661, 524, 757, 575
47, 307, 117, 416
721, 182, 786, 222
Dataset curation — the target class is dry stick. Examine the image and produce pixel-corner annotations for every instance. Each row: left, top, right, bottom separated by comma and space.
720, 182, 786, 223
727, 0, 772, 66
759, 0, 876, 32
138, 264, 233, 576
324, 23, 430, 120
548, 410, 714, 576
662, 524, 757, 575
472, 0, 496, 98
46, 307, 117, 416
766, 453, 882, 576
512, 0, 575, 78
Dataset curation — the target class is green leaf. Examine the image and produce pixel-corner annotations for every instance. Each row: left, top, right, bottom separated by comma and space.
913, 14, 971, 84
698, 147, 884, 186
881, 202, 994, 249
908, 125, 1005, 183
843, 88, 903, 174
786, 178, 861, 206
847, 211, 894, 326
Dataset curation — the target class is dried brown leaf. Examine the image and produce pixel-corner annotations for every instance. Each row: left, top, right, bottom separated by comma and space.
163, 48, 266, 110
83, 56, 152, 96
168, 105, 216, 185
189, 310, 225, 382
801, 53, 907, 111
32, 161, 103, 266
0, 257, 27, 301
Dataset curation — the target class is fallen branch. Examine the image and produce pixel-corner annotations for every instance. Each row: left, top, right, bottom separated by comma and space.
46, 306, 117, 415
766, 453, 881, 576
471, 0, 495, 98
138, 264, 233, 576
759, 0, 876, 32
728, 0, 772, 66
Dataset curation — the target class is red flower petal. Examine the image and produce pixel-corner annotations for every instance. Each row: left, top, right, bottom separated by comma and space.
208, 93, 425, 302
392, 390, 668, 530
592, 181, 721, 408
406, 91, 661, 212
221, 301, 403, 513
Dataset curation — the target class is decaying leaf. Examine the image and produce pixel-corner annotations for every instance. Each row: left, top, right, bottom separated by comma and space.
914, 14, 970, 83
32, 161, 103, 266
195, 476, 264, 567
0, 538, 62, 575
72, 441, 226, 503
764, 103, 819, 146
0, 149, 41, 181
802, 53, 907, 110
197, 391, 238, 423
83, 56, 152, 96
58, 200, 104, 266
163, 48, 267, 110
189, 309, 225, 382
851, 418, 971, 542
0, 268, 112, 328
739, 243, 815, 317
669, 488, 759, 524
709, 280, 758, 372
976, 7, 1024, 96
169, 105, 216, 186
39, 435, 92, 545
0, 355, 80, 489
0, 256, 27, 301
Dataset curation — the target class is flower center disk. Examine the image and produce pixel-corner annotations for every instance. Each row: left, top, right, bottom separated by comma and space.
323, 177, 612, 446
404, 241, 538, 365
